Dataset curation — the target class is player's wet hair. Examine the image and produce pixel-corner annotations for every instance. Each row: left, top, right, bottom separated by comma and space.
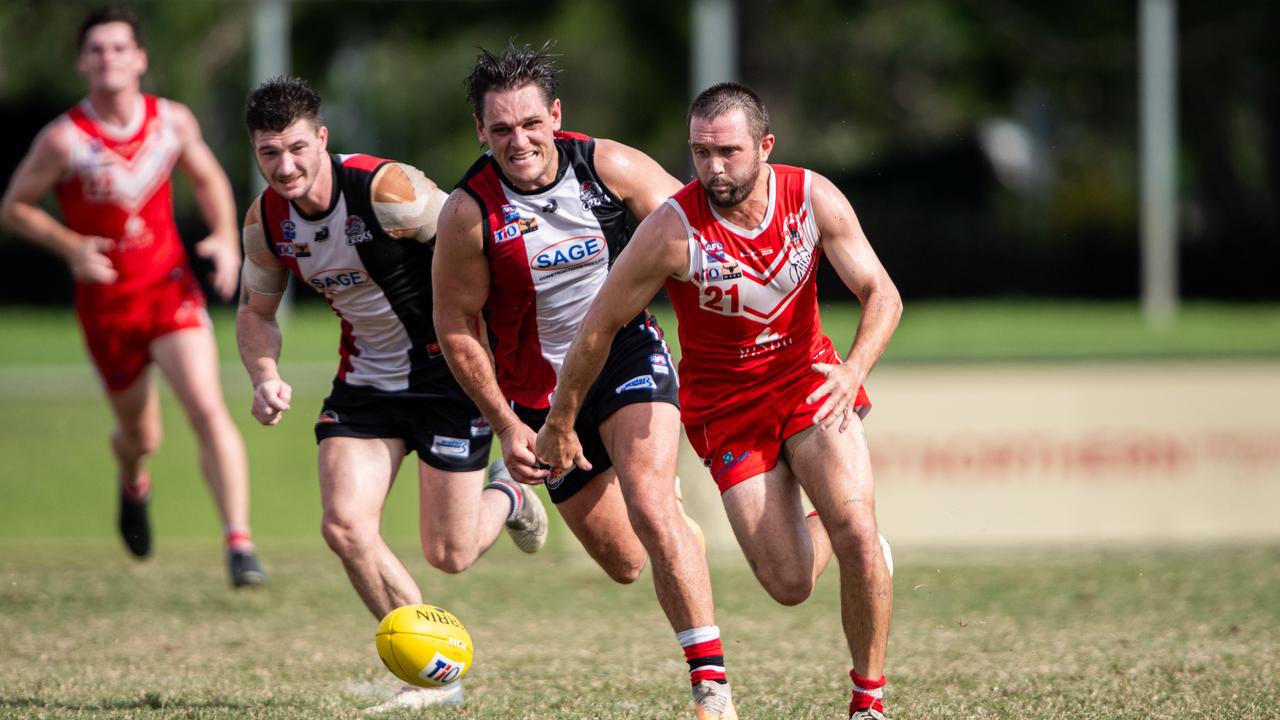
245, 76, 323, 134
689, 82, 772, 144
79, 5, 144, 50
465, 39, 561, 121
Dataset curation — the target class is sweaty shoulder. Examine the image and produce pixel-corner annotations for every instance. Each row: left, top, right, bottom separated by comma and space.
632, 201, 695, 279
591, 138, 682, 221
160, 99, 201, 142
241, 193, 280, 266
34, 116, 76, 162
437, 187, 485, 245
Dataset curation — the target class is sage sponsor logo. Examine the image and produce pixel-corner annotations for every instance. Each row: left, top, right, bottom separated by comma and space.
530, 235, 605, 272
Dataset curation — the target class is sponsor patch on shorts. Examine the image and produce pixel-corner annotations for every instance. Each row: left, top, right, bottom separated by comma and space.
545, 467, 570, 491
316, 409, 340, 424
470, 417, 491, 437
431, 436, 470, 457
615, 375, 658, 394
649, 353, 670, 375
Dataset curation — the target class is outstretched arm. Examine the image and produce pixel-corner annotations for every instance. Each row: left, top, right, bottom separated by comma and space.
0, 122, 118, 284
172, 101, 240, 301
807, 172, 902, 431
433, 189, 547, 484
536, 203, 691, 470
234, 198, 293, 426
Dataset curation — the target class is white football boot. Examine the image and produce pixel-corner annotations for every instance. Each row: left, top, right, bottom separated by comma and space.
849, 710, 887, 720
364, 682, 464, 713
692, 680, 738, 720
488, 458, 548, 553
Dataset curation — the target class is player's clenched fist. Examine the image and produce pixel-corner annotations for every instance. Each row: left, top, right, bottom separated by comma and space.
68, 235, 118, 284
251, 377, 292, 425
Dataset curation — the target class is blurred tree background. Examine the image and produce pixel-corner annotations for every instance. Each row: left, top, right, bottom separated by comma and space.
1, 0, 1275, 303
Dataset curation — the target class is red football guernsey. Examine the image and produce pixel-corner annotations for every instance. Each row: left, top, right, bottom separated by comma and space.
55, 94, 186, 297
664, 164, 842, 425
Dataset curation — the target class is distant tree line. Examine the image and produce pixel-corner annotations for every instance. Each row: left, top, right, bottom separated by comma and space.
1, 0, 1275, 302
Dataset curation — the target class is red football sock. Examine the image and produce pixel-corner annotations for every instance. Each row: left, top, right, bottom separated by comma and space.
120, 471, 151, 503
678, 626, 727, 685
225, 529, 255, 552
849, 670, 886, 715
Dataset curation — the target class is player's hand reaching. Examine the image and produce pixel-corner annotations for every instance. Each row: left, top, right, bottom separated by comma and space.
195, 232, 242, 301
496, 420, 551, 485
808, 361, 863, 433
68, 235, 117, 284
534, 420, 592, 476
251, 377, 292, 426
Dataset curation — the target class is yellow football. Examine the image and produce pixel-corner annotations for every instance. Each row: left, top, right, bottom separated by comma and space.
375, 604, 473, 687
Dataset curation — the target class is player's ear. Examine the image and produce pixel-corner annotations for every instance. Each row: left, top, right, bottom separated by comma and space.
474, 114, 486, 145
136, 48, 148, 76
549, 98, 562, 131
759, 133, 776, 162
317, 124, 329, 151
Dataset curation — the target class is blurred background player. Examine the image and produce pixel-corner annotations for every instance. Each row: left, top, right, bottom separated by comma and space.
433, 42, 734, 720
236, 76, 547, 712
537, 82, 901, 720
0, 5, 264, 587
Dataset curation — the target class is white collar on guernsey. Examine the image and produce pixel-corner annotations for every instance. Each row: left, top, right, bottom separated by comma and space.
78, 94, 148, 140
708, 164, 775, 239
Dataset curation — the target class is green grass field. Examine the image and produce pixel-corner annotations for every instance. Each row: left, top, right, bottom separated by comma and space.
1, 302, 1278, 718
1, 542, 1276, 719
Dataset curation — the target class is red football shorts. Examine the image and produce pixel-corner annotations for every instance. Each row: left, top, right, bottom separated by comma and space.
76, 268, 208, 392
684, 374, 871, 494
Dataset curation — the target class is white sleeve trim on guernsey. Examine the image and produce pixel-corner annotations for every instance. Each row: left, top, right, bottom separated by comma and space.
665, 198, 698, 282
372, 163, 449, 243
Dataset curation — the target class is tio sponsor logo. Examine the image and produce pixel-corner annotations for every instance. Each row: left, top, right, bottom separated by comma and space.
531, 235, 605, 272
418, 652, 466, 685
493, 222, 520, 244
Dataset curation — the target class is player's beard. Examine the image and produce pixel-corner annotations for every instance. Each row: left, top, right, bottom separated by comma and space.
703, 155, 761, 209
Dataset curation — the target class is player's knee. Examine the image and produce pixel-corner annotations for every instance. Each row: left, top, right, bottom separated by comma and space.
605, 559, 645, 585
760, 569, 814, 606
421, 541, 477, 574
183, 400, 230, 436
320, 512, 376, 558
113, 425, 161, 459
623, 494, 681, 550
599, 548, 647, 584
828, 520, 882, 569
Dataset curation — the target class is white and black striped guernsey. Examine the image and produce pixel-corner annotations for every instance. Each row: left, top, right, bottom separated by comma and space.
260, 153, 451, 393
458, 131, 653, 409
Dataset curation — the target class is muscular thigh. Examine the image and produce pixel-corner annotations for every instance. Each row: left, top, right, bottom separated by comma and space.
720, 463, 812, 576
417, 462, 486, 540
782, 416, 877, 527
318, 436, 405, 522
599, 401, 682, 501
